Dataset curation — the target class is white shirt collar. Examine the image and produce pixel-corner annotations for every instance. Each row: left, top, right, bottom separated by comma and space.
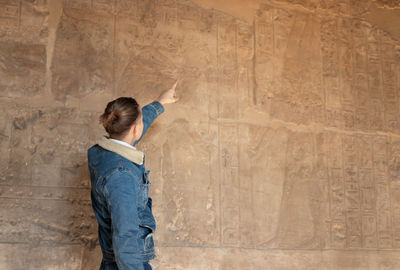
108, 138, 136, 150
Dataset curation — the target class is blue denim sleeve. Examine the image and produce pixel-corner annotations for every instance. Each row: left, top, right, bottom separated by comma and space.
105, 170, 144, 270
133, 101, 164, 147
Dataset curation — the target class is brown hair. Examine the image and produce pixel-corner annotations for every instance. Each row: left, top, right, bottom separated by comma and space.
99, 97, 141, 138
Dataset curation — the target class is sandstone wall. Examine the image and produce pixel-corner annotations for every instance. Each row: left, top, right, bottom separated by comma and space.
1, 0, 400, 269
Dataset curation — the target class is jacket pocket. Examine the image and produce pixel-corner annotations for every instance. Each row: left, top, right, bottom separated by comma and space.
141, 170, 150, 208
144, 232, 154, 253
139, 224, 154, 255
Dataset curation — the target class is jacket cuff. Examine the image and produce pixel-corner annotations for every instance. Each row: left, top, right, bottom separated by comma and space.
149, 101, 164, 116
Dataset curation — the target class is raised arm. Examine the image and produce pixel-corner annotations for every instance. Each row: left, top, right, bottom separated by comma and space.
105, 170, 144, 270
133, 101, 164, 146
133, 80, 180, 146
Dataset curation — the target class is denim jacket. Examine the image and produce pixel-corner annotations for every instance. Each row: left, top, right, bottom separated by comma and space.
87, 101, 164, 270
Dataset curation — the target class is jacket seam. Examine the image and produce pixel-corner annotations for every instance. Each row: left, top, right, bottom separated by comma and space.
103, 168, 121, 181
118, 156, 124, 170
88, 163, 98, 179
149, 101, 164, 115
103, 167, 141, 192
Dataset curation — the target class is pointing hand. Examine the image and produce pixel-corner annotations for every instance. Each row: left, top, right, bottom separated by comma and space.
157, 79, 179, 105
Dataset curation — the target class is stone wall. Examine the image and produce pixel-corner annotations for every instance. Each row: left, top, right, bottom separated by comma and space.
1, 0, 400, 269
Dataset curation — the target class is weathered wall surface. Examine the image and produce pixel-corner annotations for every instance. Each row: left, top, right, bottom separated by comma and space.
1, 0, 400, 269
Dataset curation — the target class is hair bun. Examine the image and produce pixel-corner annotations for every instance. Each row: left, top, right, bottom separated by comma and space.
99, 108, 117, 126
104, 110, 119, 128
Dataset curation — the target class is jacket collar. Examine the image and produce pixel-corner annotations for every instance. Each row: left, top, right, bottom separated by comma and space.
97, 136, 144, 165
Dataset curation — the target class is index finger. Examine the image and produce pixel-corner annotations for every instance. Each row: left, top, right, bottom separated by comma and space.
172, 79, 179, 89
